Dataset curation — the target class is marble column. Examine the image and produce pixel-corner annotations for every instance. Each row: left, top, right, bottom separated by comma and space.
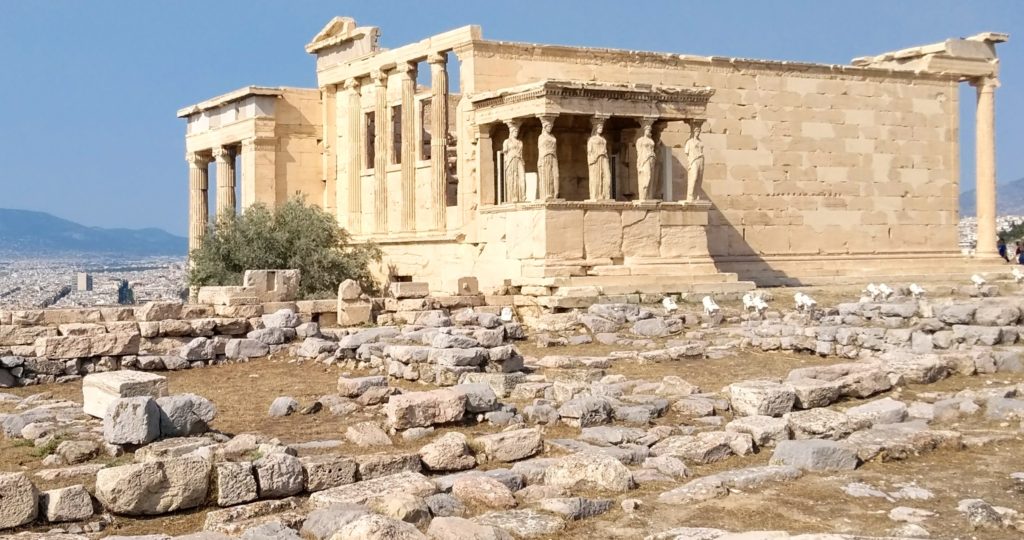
973, 77, 999, 258
187, 152, 210, 254
341, 78, 362, 234
321, 84, 337, 215
213, 146, 236, 220
372, 70, 389, 234
428, 52, 449, 231
398, 62, 417, 231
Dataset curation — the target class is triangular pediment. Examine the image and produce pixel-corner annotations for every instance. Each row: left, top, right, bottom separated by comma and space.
306, 16, 379, 54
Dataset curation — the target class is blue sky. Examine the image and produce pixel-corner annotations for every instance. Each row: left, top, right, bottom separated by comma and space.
0, 1, 1020, 235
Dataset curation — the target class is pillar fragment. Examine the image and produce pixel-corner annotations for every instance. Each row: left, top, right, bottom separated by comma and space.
213, 147, 236, 221
372, 70, 389, 234
428, 52, 449, 231
973, 77, 999, 258
398, 62, 417, 231
340, 78, 362, 234
186, 152, 210, 254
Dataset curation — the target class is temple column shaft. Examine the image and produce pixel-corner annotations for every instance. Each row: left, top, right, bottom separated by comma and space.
373, 70, 389, 234
187, 153, 210, 254
321, 84, 337, 215
340, 79, 362, 234
214, 147, 236, 220
429, 53, 449, 231
974, 77, 999, 258
399, 63, 417, 231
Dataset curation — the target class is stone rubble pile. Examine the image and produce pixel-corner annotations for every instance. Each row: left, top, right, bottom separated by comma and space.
3, 291, 1024, 538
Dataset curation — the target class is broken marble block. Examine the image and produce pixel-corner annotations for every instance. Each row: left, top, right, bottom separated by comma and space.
82, 370, 169, 419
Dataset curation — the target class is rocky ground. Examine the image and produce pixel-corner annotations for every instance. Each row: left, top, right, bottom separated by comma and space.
3, 282, 1024, 539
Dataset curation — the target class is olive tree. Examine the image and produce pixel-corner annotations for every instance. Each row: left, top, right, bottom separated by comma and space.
188, 198, 380, 299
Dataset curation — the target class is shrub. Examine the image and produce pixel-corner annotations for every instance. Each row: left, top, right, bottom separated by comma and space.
188, 197, 380, 299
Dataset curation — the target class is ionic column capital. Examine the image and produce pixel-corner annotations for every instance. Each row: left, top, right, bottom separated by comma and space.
371, 70, 388, 87
343, 78, 361, 92
427, 52, 447, 65
972, 76, 1000, 92
185, 152, 210, 168
212, 147, 233, 163
395, 62, 416, 78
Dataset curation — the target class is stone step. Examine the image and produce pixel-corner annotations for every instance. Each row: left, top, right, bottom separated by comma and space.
563, 273, 737, 287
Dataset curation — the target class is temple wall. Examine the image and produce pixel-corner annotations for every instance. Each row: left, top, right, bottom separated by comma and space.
273, 91, 324, 207
466, 43, 961, 268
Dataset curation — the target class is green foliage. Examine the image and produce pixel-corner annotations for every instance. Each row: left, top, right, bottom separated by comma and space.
31, 435, 66, 458
1001, 221, 1024, 244
188, 197, 381, 299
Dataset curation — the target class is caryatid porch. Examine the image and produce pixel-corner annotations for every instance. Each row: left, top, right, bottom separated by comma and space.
467, 81, 746, 290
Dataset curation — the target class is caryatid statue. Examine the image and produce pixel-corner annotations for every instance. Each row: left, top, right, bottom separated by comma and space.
684, 121, 705, 202
587, 117, 612, 200
537, 116, 559, 200
635, 120, 657, 201
502, 120, 526, 203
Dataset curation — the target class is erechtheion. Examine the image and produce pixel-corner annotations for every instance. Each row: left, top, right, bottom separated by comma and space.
178, 17, 1008, 297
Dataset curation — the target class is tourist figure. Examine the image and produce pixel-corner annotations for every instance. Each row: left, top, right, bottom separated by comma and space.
587, 118, 612, 200
998, 237, 1009, 262
537, 117, 559, 200
636, 123, 657, 200
1015, 241, 1023, 264
502, 121, 526, 203
684, 122, 705, 202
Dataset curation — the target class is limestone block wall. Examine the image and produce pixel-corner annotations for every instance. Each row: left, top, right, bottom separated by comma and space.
274, 91, 324, 207
464, 42, 961, 269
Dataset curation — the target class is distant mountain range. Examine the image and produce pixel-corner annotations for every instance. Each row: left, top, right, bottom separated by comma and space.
0, 208, 187, 257
960, 177, 1024, 217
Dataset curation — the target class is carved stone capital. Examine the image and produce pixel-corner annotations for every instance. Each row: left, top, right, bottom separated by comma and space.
371, 70, 388, 87
185, 152, 210, 168
343, 78, 361, 92
212, 147, 233, 163
971, 76, 1000, 91
395, 62, 416, 78
427, 52, 447, 65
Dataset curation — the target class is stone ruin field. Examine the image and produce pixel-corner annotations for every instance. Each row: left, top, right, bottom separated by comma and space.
3, 282, 1024, 539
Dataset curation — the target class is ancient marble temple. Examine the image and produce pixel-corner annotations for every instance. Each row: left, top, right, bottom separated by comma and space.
178, 17, 1008, 295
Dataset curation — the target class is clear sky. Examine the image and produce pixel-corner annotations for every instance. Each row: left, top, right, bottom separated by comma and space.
0, 1, 1020, 235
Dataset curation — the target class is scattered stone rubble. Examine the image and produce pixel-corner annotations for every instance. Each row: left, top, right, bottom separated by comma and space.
4, 283, 1024, 538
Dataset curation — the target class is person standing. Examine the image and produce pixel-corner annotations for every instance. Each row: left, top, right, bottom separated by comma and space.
998, 237, 1009, 262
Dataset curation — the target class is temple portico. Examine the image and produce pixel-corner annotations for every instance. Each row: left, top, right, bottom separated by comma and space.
178, 86, 322, 254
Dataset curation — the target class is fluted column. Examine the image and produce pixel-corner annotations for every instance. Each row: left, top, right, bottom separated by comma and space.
973, 77, 999, 258
341, 78, 362, 234
428, 52, 449, 231
187, 152, 210, 254
372, 70, 389, 234
213, 147, 236, 221
398, 62, 417, 231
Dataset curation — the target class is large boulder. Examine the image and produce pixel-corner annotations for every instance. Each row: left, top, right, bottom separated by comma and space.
310, 472, 438, 508
103, 396, 160, 445
225, 338, 270, 359
426, 516, 513, 540
262, 309, 300, 329
543, 452, 633, 492
472, 429, 543, 464
419, 432, 477, 472
95, 456, 211, 515
557, 396, 613, 428
82, 370, 168, 419
40, 484, 93, 523
451, 476, 516, 510
384, 389, 467, 429
156, 394, 217, 437
214, 462, 258, 507
0, 472, 38, 529
254, 453, 305, 498
338, 376, 389, 398
330, 513, 427, 539
728, 380, 796, 417
769, 440, 859, 471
